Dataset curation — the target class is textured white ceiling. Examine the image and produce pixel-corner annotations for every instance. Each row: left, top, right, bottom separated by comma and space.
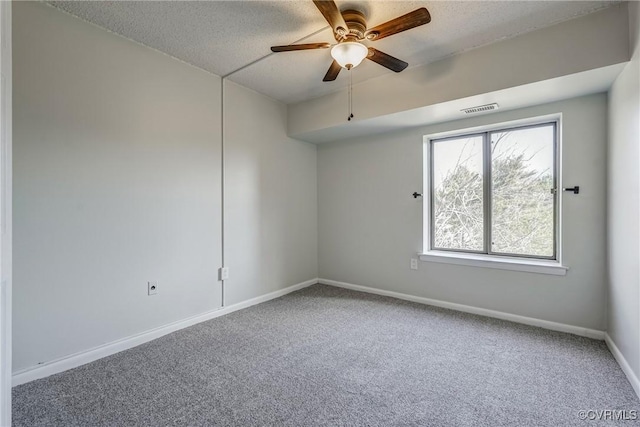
49, 1, 620, 104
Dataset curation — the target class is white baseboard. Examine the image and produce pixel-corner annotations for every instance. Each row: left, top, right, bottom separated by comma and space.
13, 278, 615, 389
12, 278, 319, 387
319, 278, 605, 340
605, 333, 640, 400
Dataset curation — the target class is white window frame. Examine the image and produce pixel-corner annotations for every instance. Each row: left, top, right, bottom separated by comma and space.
420, 114, 568, 276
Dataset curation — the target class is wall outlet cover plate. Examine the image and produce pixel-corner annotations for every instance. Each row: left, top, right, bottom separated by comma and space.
148, 281, 158, 295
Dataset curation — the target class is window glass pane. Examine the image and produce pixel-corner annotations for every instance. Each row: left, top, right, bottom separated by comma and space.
432, 135, 484, 251
490, 125, 555, 257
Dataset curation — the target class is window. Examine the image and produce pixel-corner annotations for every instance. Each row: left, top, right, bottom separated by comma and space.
427, 121, 558, 261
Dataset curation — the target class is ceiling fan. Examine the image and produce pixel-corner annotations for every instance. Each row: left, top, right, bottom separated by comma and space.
270, 0, 431, 82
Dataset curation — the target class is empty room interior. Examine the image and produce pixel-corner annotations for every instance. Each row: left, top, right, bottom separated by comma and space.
0, 0, 639, 425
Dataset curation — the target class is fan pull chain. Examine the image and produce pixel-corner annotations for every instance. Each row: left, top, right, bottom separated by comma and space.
347, 69, 354, 121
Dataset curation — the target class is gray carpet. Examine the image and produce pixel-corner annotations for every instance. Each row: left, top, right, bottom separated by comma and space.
12, 284, 640, 426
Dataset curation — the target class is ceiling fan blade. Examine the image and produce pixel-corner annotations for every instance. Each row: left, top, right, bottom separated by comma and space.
365, 8, 431, 41
271, 43, 331, 52
323, 60, 342, 82
313, 0, 348, 37
366, 48, 408, 72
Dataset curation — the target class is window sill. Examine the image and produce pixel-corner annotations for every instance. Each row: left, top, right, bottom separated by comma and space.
418, 251, 568, 276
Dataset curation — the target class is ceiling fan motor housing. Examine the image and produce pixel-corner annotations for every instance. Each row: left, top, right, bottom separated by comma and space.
271, 2, 430, 82
340, 9, 368, 40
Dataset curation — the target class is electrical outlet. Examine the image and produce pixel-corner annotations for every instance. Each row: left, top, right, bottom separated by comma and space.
410, 258, 418, 270
219, 267, 229, 281
148, 281, 158, 296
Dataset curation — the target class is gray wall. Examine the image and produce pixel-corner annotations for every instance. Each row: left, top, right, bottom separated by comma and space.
13, 1, 223, 371
607, 1, 640, 383
12, 0, 635, 383
13, 2, 318, 373
0, 1, 12, 423
318, 94, 607, 330
224, 81, 318, 305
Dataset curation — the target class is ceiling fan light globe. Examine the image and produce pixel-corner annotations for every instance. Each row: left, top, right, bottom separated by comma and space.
331, 42, 368, 69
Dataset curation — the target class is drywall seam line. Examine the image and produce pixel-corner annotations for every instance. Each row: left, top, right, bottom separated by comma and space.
221, 76, 225, 307
221, 26, 330, 79
217, 24, 329, 307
